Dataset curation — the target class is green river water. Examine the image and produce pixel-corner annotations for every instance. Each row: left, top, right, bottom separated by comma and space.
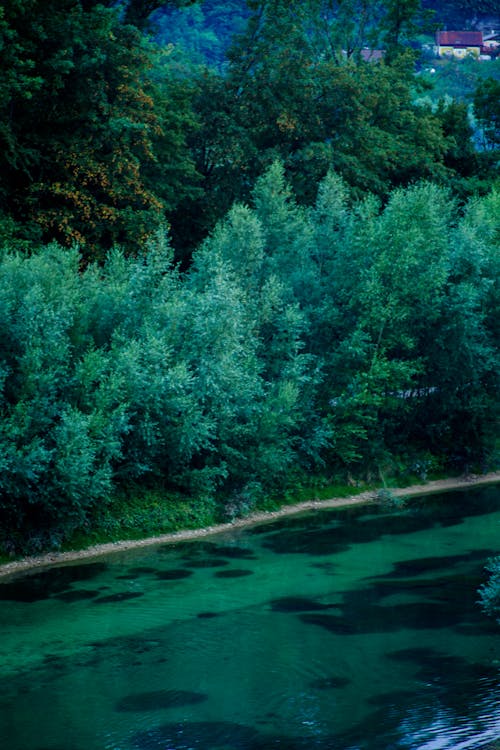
1, 485, 500, 749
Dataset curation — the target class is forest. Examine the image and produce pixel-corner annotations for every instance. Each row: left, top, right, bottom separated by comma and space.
0, 0, 498, 555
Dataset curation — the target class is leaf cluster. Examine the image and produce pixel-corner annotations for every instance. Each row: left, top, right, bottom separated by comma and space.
0, 170, 498, 552
0, 0, 200, 257
1, 0, 498, 260
171, 0, 497, 253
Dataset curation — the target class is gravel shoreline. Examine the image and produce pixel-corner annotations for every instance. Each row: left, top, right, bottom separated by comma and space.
1, 472, 499, 579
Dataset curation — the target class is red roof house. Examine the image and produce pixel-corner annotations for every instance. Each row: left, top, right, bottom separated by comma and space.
436, 31, 483, 58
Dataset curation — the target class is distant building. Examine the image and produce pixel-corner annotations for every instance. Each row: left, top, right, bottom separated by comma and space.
481, 31, 500, 58
436, 30, 483, 58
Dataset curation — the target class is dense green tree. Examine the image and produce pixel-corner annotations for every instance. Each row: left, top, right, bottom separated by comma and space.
473, 77, 500, 151
0, 170, 498, 551
435, 99, 478, 176
169, 67, 256, 257
0, 0, 498, 553
435, 188, 500, 465
423, 0, 500, 29
479, 557, 500, 622
0, 245, 125, 547
0, 0, 199, 258
153, 0, 249, 67
422, 58, 500, 106
120, 0, 198, 29
189, 163, 328, 491
173, 0, 456, 250
306, 175, 499, 472
240, 0, 434, 61
378, 0, 435, 56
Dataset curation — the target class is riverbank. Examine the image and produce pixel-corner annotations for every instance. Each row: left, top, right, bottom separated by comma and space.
1, 471, 499, 579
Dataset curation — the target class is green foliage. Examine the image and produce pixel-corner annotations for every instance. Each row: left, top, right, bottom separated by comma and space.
420, 58, 500, 105
0, 154, 498, 555
0, 245, 123, 547
423, 0, 500, 29
0, 0, 200, 258
2, 0, 495, 260
374, 487, 406, 509
175, 0, 471, 247
478, 556, 500, 622
188, 167, 329, 500
311, 176, 499, 472
66, 484, 218, 551
0, 0, 498, 556
153, 0, 249, 68
121, 0, 199, 30
474, 77, 500, 150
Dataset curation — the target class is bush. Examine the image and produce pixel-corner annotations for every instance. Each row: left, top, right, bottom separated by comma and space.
478, 557, 500, 621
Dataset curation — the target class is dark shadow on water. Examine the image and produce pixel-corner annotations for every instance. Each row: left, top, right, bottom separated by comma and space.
171, 541, 255, 560
214, 569, 254, 578
52, 589, 100, 602
90, 632, 167, 658
300, 612, 355, 635
128, 567, 157, 574
251, 486, 500, 558
299, 553, 494, 635
387, 646, 500, 698
261, 527, 352, 556
210, 545, 257, 560
246, 511, 346, 537
258, 503, 488, 556
115, 689, 207, 712
188, 558, 229, 568
0, 562, 108, 602
370, 549, 496, 580
42, 653, 66, 671
301, 592, 471, 635
155, 569, 193, 580
455, 620, 500, 636
270, 596, 335, 613
257, 508, 439, 556
311, 561, 336, 573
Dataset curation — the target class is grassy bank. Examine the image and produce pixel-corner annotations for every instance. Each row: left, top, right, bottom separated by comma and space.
60, 477, 374, 553
2, 469, 499, 578
0, 474, 380, 567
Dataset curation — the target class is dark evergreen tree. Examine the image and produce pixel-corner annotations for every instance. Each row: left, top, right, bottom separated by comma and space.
474, 77, 500, 151
0, 0, 199, 258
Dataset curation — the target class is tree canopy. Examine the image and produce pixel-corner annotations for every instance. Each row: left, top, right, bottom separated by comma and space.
0, 0, 498, 553
1, 0, 498, 257
0, 170, 498, 552
0, 0, 200, 257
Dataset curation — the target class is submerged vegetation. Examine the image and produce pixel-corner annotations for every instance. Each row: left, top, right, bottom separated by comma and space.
0, 0, 498, 554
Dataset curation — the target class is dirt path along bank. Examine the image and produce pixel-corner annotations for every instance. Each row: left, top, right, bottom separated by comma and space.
0, 471, 499, 579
